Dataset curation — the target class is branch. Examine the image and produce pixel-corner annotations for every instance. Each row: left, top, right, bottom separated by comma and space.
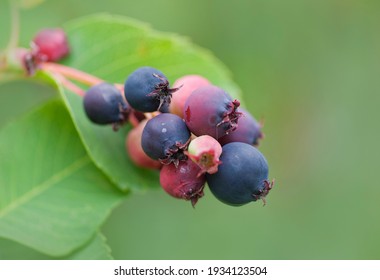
6, 0, 20, 51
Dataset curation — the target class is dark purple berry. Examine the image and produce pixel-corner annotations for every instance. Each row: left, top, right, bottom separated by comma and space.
158, 102, 170, 113
160, 158, 206, 207
184, 85, 241, 139
206, 142, 273, 206
218, 109, 263, 146
33, 28, 69, 62
83, 83, 129, 129
126, 120, 162, 170
124, 66, 179, 112
141, 113, 191, 166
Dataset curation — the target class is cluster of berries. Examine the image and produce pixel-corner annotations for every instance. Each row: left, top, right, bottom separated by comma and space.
84, 66, 274, 207
21, 27, 274, 207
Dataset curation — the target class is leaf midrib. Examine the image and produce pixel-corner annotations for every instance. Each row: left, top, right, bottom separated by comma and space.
0, 156, 90, 218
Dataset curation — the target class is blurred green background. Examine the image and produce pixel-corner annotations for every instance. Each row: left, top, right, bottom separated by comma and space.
1, 0, 380, 259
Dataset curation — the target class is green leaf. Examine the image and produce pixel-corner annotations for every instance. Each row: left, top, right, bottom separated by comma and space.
0, 232, 113, 260
63, 14, 240, 96
35, 69, 159, 194
68, 232, 113, 260
0, 100, 123, 257
56, 14, 241, 192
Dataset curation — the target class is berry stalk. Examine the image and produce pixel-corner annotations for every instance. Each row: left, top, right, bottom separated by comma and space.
40, 62, 103, 86
53, 72, 85, 96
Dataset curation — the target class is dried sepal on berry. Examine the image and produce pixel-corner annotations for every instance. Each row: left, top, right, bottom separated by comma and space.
218, 108, 264, 146
146, 73, 182, 111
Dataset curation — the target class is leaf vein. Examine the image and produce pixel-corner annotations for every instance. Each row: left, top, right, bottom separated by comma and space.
0, 156, 91, 219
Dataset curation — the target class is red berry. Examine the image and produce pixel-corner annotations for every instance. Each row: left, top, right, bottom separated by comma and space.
126, 120, 162, 170
33, 28, 69, 62
184, 85, 241, 139
170, 75, 210, 118
160, 158, 206, 207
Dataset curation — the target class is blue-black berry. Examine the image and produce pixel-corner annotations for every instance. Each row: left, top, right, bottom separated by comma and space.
141, 113, 191, 166
124, 66, 179, 112
206, 142, 273, 206
83, 83, 129, 129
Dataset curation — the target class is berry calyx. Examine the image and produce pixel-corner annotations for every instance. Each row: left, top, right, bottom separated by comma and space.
217, 99, 241, 134
218, 108, 264, 146
146, 73, 180, 110
252, 179, 275, 206
160, 158, 206, 207
184, 85, 242, 139
185, 135, 222, 176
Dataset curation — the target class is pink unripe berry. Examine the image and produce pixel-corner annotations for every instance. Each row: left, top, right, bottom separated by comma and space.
33, 28, 69, 62
159, 158, 206, 207
170, 75, 210, 118
126, 120, 162, 170
186, 135, 222, 175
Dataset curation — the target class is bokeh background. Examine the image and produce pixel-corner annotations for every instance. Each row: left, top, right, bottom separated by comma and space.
1, 0, 380, 259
